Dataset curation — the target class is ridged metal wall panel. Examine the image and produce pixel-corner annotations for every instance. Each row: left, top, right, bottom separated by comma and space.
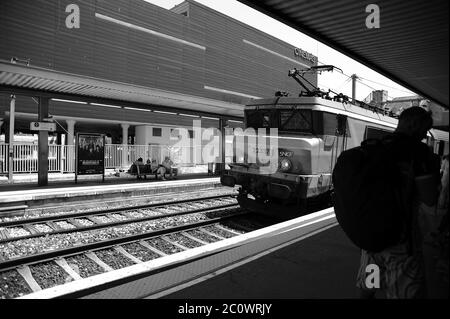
0, 0, 317, 107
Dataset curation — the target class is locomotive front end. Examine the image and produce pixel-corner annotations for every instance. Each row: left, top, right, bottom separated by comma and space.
221, 97, 334, 217
221, 136, 322, 216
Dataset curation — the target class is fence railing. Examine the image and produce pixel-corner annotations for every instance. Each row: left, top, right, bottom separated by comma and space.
0, 144, 211, 174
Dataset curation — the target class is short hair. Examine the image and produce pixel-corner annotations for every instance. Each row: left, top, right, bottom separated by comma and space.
396, 107, 433, 140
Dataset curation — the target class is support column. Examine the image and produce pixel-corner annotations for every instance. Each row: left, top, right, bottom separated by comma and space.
0, 118, 3, 174
216, 118, 226, 175
66, 119, 76, 146
351, 74, 358, 103
38, 97, 49, 186
4, 121, 9, 144
121, 124, 130, 169
8, 95, 15, 184
65, 120, 76, 174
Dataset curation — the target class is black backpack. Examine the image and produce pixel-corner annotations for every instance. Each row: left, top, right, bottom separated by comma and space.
332, 138, 411, 252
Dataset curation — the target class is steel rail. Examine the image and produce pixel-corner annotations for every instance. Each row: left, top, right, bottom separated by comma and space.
0, 194, 236, 228
0, 198, 238, 244
0, 207, 246, 271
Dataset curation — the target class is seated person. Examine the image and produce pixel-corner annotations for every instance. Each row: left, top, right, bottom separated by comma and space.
129, 157, 143, 174
144, 159, 153, 174
133, 157, 145, 178
128, 163, 137, 174
150, 159, 166, 180
161, 156, 177, 179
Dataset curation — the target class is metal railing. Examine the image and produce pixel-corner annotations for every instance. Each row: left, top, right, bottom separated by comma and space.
0, 144, 211, 174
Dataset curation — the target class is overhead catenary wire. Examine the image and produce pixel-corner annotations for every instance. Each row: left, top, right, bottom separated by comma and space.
317, 59, 414, 99
336, 77, 351, 91
356, 78, 398, 101
357, 76, 414, 95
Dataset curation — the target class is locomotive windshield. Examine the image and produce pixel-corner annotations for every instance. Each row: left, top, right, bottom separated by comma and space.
245, 108, 313, 133
245, 110, 276, 129
279, 109, 312, 132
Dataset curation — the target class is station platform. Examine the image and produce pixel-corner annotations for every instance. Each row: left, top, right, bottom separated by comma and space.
159, 224, 361, 299
0, 175, 225, 213
62, 209, 362, 300
19, 205, 447, 300
74, 217, 361, 299
0, 173, 217, 192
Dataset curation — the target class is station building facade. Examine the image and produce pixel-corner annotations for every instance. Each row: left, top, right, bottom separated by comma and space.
0, 0, 317, 173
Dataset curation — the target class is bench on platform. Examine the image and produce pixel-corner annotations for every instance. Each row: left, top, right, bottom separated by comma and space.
128, 164, 178, 180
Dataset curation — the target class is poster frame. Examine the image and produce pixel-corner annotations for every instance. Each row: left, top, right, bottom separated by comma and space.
75, 132, 105, 183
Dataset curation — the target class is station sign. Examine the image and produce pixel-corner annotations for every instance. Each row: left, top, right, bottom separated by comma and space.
294, 48, 316, 64
30, 122, 56, 132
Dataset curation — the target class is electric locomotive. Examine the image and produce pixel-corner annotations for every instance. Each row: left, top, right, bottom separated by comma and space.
220, 66, 449, 218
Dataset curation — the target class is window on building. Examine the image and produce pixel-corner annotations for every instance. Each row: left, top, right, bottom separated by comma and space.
152, 127, 162, 137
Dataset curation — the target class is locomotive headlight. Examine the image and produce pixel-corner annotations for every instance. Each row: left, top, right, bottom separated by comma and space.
279, 158, 292, 172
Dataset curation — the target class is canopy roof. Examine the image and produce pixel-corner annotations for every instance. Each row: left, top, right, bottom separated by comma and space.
237, 0, 449, 109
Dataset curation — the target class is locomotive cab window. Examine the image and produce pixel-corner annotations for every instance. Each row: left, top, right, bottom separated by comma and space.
364, 126, 392, 140
278, 109, 312, 133
322, 112, 337, 135
319, 112, 350, 136
245, 109, 277, 129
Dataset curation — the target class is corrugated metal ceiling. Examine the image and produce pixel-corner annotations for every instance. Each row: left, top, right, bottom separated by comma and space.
237, 0, 449, 109
0, 61, 244, 118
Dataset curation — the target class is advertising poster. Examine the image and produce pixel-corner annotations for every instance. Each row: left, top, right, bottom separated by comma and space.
76, 133, 105, 181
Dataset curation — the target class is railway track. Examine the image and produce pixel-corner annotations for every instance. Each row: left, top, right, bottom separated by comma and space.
0, 196, 274, 299
0, 195, 237, 243
0, 187, 237, 224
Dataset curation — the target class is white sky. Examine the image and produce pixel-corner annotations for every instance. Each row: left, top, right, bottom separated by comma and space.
144, 0, 416, 101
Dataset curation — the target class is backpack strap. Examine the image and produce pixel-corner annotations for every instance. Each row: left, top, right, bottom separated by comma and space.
397, 160, 416, 255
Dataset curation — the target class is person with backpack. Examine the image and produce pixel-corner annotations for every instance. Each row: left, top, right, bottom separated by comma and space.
438, 154, 449, 210
333, 107, 439, 299
424, 154, 449, 298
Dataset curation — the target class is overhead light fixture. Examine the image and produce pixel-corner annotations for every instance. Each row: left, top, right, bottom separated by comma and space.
201, 116, 219, 120
154, 110, 177, 115
204, 85, 262, 99
11, 57, 30, 66
228, 120, 244, 124
124, 107, 151, 112
52, 98, 87, 104
90, 102, 122, 108
179, 113, 199, 118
